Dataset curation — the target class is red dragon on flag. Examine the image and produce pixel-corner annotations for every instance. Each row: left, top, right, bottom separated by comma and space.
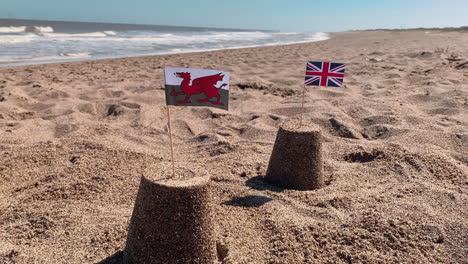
164, 67, 230, 110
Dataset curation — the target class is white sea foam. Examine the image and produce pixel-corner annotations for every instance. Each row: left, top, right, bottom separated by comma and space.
44, 32, 109, 38
0, 53, 92, 66
0, 35, 35, 44
147, 31, 270, 43
25, 26, 54, 34
0, 26, 27, 33
311, 32, 329, 41
59, 52, 91, 58
0, 25, 54, 34
2, 30, 328, 44
0, 55, 68, 63
0, 28, 330, 66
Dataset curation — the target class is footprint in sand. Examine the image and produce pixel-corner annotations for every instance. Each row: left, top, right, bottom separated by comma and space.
360, 115, 401, 126
120, 102, 141, 110
77, 103, 97, 115
362, 125, 406, 140
385, 73, 401, 79
329, 118, 361, 139
237, 81, 298, 97
104, 102, 141, 117
272, 106, 314, 116
382, 79, 401, 85
425, 107, 460, 116
54, 124, 79, 138
44, 90, 70, 100
247, 113, 283, 128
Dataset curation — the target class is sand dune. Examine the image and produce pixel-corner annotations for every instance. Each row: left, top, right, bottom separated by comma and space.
0, 30, 467, 263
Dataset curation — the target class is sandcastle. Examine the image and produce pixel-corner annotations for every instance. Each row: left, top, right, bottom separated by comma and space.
265, 119, 324, 190
123, 165, 215, 264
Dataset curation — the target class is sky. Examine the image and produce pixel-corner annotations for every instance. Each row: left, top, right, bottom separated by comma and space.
1, 0, 467, 32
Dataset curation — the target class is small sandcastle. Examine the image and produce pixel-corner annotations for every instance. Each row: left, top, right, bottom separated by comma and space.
123, 165, 215, 263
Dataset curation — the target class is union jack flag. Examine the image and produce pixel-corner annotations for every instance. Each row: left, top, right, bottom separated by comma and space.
304, 61, 346, 87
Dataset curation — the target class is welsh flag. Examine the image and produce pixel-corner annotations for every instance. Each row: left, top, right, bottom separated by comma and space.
164, 67, 230, 110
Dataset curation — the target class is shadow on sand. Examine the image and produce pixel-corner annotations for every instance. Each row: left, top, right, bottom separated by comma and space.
222, 195, 273, 207
245, 176, 285, 193
96, 177, 282, 263
96, 251, 123, 264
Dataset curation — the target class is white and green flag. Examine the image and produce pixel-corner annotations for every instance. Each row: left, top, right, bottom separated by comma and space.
164, 67, 230, 110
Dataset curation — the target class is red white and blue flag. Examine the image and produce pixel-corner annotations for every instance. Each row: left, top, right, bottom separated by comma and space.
304, 61, 346, 87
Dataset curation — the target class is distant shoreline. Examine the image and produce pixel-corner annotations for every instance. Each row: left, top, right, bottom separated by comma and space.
0, 35, 331, 68
357, 26, 468, 32
0, 20, 329, 67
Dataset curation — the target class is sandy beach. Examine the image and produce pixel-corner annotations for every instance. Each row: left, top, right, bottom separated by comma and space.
0, 30, 467, 263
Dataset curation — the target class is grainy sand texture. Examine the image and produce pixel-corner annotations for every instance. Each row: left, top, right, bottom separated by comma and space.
0, 30, 467, 263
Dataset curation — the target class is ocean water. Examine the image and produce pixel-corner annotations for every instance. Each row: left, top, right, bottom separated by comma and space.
0, 19, 329, 67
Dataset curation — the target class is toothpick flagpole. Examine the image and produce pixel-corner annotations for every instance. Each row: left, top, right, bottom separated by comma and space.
163, 67, 176, 178
300, 84, 306, 126
166, 105, 176, 178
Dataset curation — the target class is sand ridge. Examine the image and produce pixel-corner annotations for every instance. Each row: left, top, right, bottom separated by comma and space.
0, 30, 467, 263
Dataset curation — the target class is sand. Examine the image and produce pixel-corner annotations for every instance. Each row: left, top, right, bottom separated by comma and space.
0, 30, 467, 263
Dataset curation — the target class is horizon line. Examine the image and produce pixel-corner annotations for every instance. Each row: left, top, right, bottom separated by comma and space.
0, 17, 278, 33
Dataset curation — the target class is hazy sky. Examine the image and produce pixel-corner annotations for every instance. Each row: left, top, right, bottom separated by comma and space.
1, 0, 467, 31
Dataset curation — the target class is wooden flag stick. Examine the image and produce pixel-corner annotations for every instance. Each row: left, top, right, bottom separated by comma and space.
166, 105, 176, 178
300, 84, 306, 126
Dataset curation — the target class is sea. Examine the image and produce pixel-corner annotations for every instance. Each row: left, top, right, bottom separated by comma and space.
0, 19, 329, 67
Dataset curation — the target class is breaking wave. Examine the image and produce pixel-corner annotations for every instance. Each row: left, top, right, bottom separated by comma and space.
0, 53, 92, 65
1, 27, 329, 66
25, 26, 54, 34
0, 25, 54, 34
104, 31, 117, 36
45, 32, 109, 37
59, 52, 91, 58
0, 26, 27, 33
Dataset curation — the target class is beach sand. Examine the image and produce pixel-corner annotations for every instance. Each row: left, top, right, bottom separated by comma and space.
0, 30, 467, 263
